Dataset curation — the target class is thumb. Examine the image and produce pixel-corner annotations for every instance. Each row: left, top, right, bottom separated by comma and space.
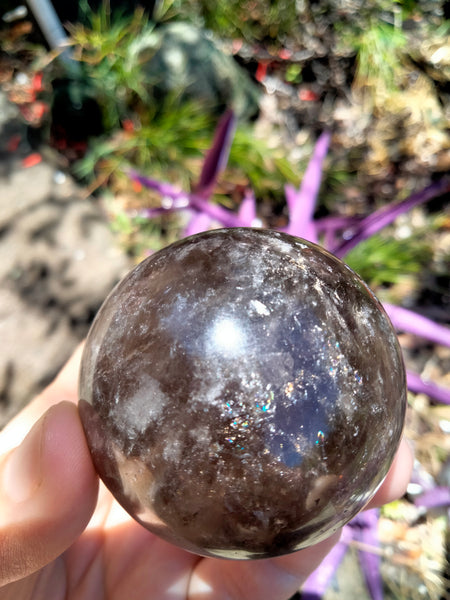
0, 402, 98, 586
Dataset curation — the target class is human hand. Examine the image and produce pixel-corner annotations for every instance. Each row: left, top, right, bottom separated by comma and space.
0, 346, 413, 600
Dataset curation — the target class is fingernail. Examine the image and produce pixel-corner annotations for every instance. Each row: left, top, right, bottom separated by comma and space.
2, 413, 46, 504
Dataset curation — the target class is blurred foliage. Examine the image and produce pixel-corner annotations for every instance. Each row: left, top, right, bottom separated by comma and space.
67, 6, 156, 131
165, 0, 442, 47
4, 0, 447, 277
338, 20, 408, 104
106, 202, 182, 257
64, 6, 300, 200
166, 0, 449, 183
160, 0, 298, 43
74, 97, 214, 188
345, 229, 433, 293
64, 0, 448, 275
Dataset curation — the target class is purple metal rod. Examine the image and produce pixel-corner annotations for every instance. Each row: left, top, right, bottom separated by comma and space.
284, 131, 331, 242
351, 510, 383, 600
332, 179, 450, 258
188, 193, 248, 228
406, 371, 450, 405
301, 526, 353, 598
384, 304, 450, 348
415, 486, 450, 509
194, 110, 236, 198
129, 171, 189, 201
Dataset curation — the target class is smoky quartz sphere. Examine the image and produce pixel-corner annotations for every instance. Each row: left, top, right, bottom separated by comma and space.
79, 228, 406, 559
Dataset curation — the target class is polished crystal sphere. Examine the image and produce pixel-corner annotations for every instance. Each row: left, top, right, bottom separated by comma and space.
79, 228, 406, 559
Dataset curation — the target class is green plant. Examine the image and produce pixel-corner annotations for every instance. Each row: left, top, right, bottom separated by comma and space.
63, 5, 303, 200
345, 229, 433, 291
166, 0, 298, 44
107, 205, 182, 257
336, 17, 408, 107
66, 7, 157, 130
355, 23, 406, 95
74, 97, 214, 186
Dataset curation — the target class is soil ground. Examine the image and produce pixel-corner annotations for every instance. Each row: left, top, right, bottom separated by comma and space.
0, 90, 130, 426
